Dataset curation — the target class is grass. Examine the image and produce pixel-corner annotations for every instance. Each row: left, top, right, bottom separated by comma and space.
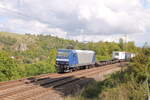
64, 69, 147, 100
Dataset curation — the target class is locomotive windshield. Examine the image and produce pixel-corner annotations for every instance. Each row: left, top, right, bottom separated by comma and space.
57, 51, 69, 59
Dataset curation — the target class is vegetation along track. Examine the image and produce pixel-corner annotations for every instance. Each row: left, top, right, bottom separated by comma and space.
0, 63, 125, 100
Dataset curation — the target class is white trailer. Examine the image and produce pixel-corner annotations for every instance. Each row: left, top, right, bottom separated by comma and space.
112, 51, 126, 60
112, 51, 135, 60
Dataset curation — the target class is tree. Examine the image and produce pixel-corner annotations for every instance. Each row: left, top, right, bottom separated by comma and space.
119, 38, 124, 50
48, 49, 57, 72
0, 51, 20, 81
126, 41, 136, 52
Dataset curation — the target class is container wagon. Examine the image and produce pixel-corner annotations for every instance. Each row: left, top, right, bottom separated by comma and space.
112, 51, 135, 61
56, 49, 96, 73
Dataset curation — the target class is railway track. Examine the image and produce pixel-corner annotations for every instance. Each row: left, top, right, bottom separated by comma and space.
0, 73, 61, 92
0, 60, 121, 91
0, 63, 124, 100
0, 60, 122, 87
27, 65, 121, 100
19, 65, 118, 100
0, 65, 114, 97
19, 65, 120, 100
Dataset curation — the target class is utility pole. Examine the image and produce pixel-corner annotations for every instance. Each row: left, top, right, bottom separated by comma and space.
124, 34, 127, 52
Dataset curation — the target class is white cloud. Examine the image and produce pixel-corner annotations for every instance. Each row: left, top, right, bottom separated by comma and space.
0, 0, 150, 45
0, 18, 68, 38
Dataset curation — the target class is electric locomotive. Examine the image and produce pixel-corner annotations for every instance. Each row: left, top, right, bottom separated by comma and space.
56, 49, 96, 73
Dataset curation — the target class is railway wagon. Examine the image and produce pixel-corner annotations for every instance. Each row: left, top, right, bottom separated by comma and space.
112, 51, 135, 61
56, 49, 96, 73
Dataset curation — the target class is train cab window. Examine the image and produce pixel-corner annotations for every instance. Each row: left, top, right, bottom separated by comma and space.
57, 52, 69, 59
73, 53, 76, 57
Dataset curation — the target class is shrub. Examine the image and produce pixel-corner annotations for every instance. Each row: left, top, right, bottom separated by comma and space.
0, 51, 20, 81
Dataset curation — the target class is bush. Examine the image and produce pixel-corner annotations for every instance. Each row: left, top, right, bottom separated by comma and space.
25, 61, 56, 77
0, 51, 20, 81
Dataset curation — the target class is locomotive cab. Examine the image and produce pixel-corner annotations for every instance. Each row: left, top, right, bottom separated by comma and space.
56, 50, 70, 73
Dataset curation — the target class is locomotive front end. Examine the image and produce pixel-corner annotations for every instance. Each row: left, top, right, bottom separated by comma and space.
56, 49, 70, 73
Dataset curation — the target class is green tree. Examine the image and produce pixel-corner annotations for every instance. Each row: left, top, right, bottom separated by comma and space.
119, 38, 124, 50
126, 41, 136, 52
0, 51, 20, 81
48, 49, 57, 72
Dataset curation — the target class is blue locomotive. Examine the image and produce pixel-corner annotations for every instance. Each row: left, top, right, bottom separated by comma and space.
56, 49, 96, 73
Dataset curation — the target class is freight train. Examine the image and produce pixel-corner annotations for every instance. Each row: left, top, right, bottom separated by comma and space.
56, 49, 135, 73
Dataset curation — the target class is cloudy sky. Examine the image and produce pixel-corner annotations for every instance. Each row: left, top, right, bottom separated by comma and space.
0, 0, 150, 46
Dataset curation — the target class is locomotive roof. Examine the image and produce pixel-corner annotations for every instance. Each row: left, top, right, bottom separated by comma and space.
58, 49, 95, 53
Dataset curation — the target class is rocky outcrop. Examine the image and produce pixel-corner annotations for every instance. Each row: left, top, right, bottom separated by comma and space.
13, 43, 28, 51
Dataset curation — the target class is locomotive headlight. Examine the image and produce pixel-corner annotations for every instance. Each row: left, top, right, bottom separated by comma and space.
56, 61, 59, 64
